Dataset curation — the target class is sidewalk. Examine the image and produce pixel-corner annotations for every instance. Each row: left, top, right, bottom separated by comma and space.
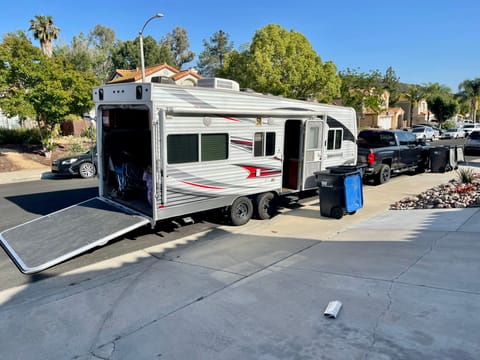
0, 164, 479, 359
0, 167, 52, 184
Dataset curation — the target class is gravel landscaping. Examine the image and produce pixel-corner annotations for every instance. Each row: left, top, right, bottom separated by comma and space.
390, 170, 480, 210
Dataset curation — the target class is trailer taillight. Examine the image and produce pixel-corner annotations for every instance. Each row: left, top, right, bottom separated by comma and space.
367, 152, 375, 165
136, 85, 143, 99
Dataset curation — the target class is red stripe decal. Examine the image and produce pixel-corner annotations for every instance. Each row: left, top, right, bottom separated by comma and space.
239, 166, 281, 178
178, 179, 224, 190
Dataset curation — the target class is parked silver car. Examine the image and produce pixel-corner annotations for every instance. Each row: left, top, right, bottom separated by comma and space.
440, 128, 465, 139
411, 126, 435, 141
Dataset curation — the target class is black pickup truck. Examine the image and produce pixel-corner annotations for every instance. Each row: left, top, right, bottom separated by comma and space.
357, 129, 430, 184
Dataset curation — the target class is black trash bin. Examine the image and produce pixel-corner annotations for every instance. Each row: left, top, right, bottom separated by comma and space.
429, 146, 455, 173
315, 166, 364, 219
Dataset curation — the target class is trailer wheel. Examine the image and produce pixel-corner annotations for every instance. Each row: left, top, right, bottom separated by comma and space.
255, 192, 276, 220
375, 164, 391, 185
229, 196, 253, 226
79, 162, 96, 179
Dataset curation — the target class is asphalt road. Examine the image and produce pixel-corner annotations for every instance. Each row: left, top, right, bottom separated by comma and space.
0, 177, 218, 290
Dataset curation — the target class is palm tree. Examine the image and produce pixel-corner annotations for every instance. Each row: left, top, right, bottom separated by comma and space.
29, 15, 59, 57
403, 85, 424, 127
458, 78, 480, 122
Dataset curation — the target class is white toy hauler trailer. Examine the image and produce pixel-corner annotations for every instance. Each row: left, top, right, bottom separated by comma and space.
0, 79, 357, 274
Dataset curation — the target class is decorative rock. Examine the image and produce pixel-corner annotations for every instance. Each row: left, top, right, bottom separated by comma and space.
391, 180, 480, 210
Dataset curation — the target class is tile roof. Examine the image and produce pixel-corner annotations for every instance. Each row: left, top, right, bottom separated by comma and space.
107, 63, 182, 84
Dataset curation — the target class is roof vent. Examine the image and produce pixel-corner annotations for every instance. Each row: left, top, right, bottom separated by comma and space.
197, 78, 240, 91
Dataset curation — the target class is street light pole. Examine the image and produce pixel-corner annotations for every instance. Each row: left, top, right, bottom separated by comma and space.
139, 13, 164, 83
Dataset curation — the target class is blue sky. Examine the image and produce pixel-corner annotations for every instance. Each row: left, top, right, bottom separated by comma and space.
1, 0, 478, 91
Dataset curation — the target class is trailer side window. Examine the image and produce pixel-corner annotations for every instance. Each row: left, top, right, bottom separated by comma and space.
167, 134, 199, 163
201, 133, 228, 161
254, 132, 276, 157
327, 129, 343, 150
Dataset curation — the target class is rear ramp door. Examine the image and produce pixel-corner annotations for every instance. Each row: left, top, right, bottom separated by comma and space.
0, 197, 150, 274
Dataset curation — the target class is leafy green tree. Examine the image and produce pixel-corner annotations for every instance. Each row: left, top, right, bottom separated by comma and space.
427, 95, 458, 126
197, 30, 233, 77
217, 48, 251, 87
88, 25, 117, 83
111, 36, 174, 70
339, 68, 384, 120
382, 66, 400, 104
0, 31, 39, 120
0, 31, 96, 148
222, 24, 340, 102
458, 78, 480, 121
29, 15, 59, 57
160, 26, 195, 69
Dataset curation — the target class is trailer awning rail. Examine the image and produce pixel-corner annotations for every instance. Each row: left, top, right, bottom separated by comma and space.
165, 107, 325, 118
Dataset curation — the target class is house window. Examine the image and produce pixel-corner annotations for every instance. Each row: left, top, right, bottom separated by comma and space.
254, 132, 276, 157
327, 129, 343, 150
167, 133, 228, 164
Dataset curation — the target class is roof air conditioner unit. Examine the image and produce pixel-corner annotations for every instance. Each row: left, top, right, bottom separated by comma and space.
197, 78, 240, 91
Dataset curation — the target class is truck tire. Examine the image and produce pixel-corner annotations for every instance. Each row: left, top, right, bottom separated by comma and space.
229, 196, 253, 226
375, 164, 391, 185
255, 192, 276, 220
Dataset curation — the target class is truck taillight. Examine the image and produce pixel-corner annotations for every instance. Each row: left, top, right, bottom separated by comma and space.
367, 152, 375, 165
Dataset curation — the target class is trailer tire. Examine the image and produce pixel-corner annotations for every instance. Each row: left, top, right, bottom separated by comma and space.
229, 196, 253, 226
79, 162, 96, 179
255, 192, 276, 220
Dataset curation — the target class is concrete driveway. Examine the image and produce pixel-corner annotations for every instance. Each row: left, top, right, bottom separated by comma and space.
0, 167, 479, 359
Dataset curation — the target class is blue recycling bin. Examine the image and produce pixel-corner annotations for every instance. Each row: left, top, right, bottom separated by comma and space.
315, 166, 364, 219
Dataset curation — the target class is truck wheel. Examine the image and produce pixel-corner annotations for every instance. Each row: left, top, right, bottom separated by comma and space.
229, 196, 253, 226
375, 164, 391, 185
255, 192, 276, 220
79, 162, 96, 179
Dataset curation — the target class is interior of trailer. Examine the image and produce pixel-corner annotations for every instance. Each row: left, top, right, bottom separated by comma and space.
100, 106, 152, 216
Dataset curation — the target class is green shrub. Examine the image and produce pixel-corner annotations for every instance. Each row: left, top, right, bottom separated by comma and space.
0, 128, 42, 145
69, 143, 86, 154
456, 167, 475, 184
81, 125, 96, 140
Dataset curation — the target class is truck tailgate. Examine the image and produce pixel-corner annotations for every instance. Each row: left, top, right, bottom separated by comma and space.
0, 197, 150, 274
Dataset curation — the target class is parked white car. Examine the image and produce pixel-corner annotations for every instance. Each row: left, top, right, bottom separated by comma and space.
411, 126, 435, 141
462, 124, 480, 137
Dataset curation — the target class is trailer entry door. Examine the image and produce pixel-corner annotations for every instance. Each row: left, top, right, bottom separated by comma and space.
0, 197, 150, 274
302, 119, 326, 190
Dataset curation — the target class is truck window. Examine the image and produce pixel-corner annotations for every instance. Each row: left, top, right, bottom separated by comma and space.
327, 129, 343, 150
254, 132, 276, 157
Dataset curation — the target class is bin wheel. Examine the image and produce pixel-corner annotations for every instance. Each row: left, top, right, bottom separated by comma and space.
347, 211, 357, 215
229, 196, 253, 226
255, 192, 276, 220
331, 206, 344, 219
375, 164, 391, 185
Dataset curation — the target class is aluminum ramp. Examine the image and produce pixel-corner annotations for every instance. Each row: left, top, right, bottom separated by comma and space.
0, 197, 150, 274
